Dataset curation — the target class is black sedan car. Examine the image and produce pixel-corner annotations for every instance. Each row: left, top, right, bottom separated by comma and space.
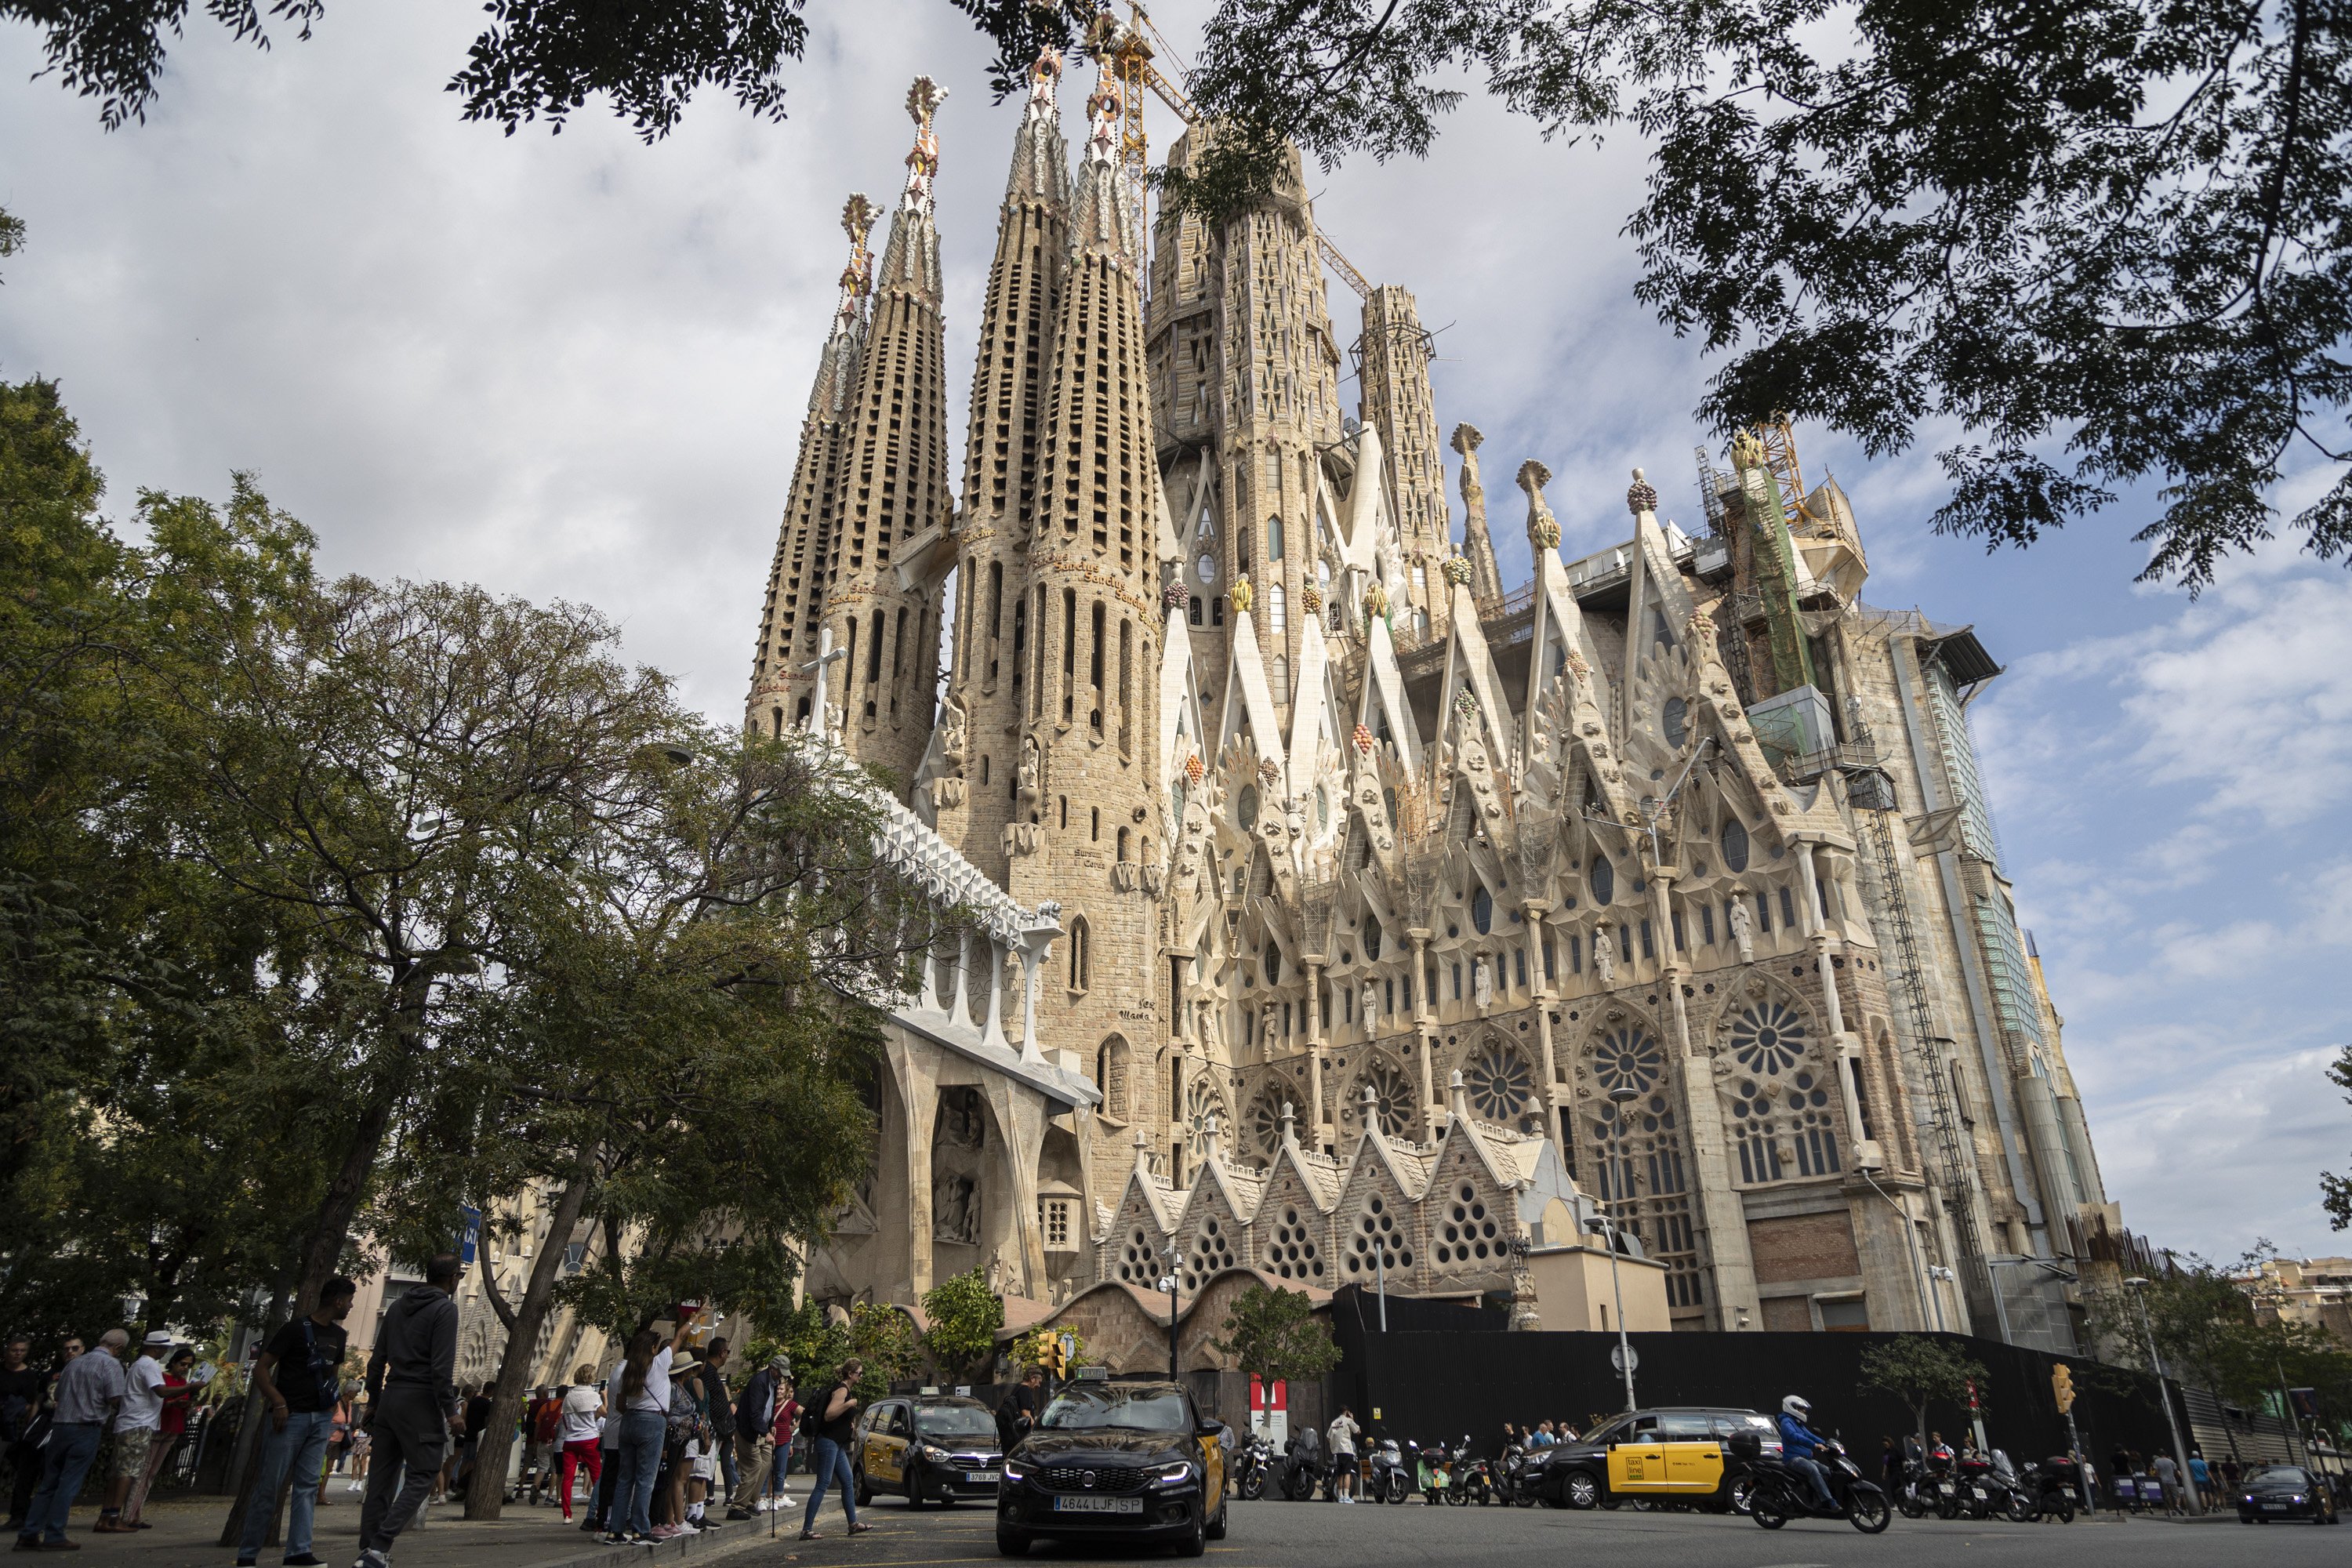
852, 1395, 1005, 1508
2235, 1464, 2341, 1524
996, 1374, 1229, 1557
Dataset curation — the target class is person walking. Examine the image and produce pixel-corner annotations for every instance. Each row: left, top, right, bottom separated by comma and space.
16, 1326, 128, 1550
1327, 1407, 1360, 1503
725, 1355, 786, 1520
2151, 1451, 2182, 1515
798, 1360, 871, 1541
604, 1320, 690, 1545
234, 1279, 356, 1566
354, 1254, 464, 1568
995, 1367, 1045, 1451
553, 1366, 604, 1523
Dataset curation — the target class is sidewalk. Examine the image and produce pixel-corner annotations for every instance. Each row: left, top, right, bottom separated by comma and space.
24, 1483, 808, 1568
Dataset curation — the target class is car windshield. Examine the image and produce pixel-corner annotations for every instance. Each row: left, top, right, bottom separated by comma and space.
1040, 1386, 1191, 1433
2245, 1467, 2307, 1486
915, 1404, 996, 1441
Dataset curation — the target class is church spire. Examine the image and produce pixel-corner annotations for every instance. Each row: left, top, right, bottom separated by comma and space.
1067, 52, 1138, 268
812, 77, 954, 775
929, 45, 1073, 877
744, 194, 877, 736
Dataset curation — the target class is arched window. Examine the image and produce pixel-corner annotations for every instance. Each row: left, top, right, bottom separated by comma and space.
1472, 885, 1494, 934
1663, 696, 1689, 749
1116, 826, 1131, 862
1720, 816, 1750, 873
1269, 586, 1287, 633
1591, 855, 1616, 905
1271, 655, 1291, 704
1096, 1035, 1130, 1119
1189, 595, 1203, 626
1267, 515, 1285, 560
1067, 916, 1091, 993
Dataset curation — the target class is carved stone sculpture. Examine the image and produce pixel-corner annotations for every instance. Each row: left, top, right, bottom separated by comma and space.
1591, 922, 1616, 985
1728, 892, 1756, 963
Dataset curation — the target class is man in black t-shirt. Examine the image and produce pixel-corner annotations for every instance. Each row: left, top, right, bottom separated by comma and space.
235, 1276, 357, 1566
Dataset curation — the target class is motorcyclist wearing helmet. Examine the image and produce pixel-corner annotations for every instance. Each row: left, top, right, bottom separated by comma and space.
1777, 1396, 1838, 1512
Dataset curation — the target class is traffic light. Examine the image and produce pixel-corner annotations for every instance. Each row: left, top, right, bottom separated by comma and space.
1046, 1336, 1070, 1380
2052, 1363, 2075, 1413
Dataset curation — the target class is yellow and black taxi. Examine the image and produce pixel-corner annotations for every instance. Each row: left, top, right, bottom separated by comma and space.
851, 1393, 1005, 1508
2235, 1463, 2341, 1524
1537, 1406, 1781, 1512
995, 1372, 1227, 1557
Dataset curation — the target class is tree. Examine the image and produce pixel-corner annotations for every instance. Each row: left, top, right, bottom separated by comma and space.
1209, 1283, 1342, 1395
1857, 1336, 1987, 1447
923, 1269, 1006, 1384
3, 0, 1088, 137
2324, 1045, 2352, 1231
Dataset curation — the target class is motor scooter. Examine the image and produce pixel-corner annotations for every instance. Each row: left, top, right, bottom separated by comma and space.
1364, 1438, 1412, 1503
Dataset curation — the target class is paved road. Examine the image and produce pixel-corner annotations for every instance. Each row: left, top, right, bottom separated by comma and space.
742, 1493, 2347, 1568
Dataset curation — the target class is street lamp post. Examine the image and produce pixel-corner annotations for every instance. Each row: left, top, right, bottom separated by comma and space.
2124, 1276, 2202, 1515
1590, 1081, 1642, 1414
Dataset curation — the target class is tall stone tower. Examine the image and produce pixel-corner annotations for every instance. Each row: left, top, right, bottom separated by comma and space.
934, 51, 1072, 884
815, 78, 956, 778
1147, 132, 1346, 733
1359, 284, 1454, 625
745, 197, 875, 736
1006, 60, 1168, 1171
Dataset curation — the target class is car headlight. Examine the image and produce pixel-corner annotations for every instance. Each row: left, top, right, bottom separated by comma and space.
1001, 1458, 1030, 1480
2291, 1495, 2307, 1504
919, 1445, 949, 1463
1152, 1461, 1194, 1485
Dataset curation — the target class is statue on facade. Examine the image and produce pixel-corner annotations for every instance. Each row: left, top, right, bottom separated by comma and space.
1360, 981, 1381, 1039
1017, 735, 1042, 813
1472, 954, 1495, 1011
939, 692, 968, 772
1591, 922, 1616, 985
1728, 890, 1756, 963
1261, 1001, 1279, 1058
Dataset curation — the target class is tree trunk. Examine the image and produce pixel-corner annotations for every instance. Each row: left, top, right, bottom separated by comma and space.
462, 1150, 597, 1520
291, 980, 428, 1311
214, 1273, 296, 1547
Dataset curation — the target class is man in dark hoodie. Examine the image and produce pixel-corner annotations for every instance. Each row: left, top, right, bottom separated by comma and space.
354, 1254, 464, 1568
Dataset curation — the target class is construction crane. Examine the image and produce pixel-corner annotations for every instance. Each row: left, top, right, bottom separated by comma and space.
1087, 2, 1374, 300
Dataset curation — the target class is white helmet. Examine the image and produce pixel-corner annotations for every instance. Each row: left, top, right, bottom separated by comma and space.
1782, 1395, 1812, 1420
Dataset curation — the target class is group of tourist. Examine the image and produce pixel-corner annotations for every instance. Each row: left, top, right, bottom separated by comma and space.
1503, 1420, 1583, 1450
5, 1327, 204, 1548
1, 1254, 879, 1559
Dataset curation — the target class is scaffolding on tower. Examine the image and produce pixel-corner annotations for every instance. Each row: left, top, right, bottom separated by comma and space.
1087, 2, 1374, 302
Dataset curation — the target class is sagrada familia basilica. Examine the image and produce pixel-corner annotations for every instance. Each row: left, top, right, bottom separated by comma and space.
742, 53, 2119, 1352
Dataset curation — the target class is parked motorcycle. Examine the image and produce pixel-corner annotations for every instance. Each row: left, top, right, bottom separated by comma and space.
1279, 1429, 1331, 1501
1892, 1454, 1936, 1519
1232, 1432, 1273, 1501
1365, 1438, 1412, 1504
1731, 1433, 1893, 1534
1421, 1439, 1458, 1504
1489, 1443, 1543, 1508
2020, 1457, 2080, 1523
1447, 1441, 1494, 1506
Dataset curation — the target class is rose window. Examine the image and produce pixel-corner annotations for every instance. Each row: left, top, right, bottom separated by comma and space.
1245, 1085, 1290, 1163
1342, 1194, 1414, 1279
1338, 1058, 1417, 1139
1462, 1041, 1536, 1121
1591, 1026, 1664, 1098
1182, 1215, 1236, 1290
1434, 1181, 1501, 1268
1728, 1001, 1807, 1078
1264, 1206, 1323, 1282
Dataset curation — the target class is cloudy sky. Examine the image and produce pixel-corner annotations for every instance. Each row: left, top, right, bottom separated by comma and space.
5, 1, 2347, 1263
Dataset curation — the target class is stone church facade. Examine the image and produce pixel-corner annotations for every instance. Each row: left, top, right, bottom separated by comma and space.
746, 53, 2117, 1352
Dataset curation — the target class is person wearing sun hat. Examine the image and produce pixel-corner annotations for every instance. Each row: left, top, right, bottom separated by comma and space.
92, 1332, 175, 1532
